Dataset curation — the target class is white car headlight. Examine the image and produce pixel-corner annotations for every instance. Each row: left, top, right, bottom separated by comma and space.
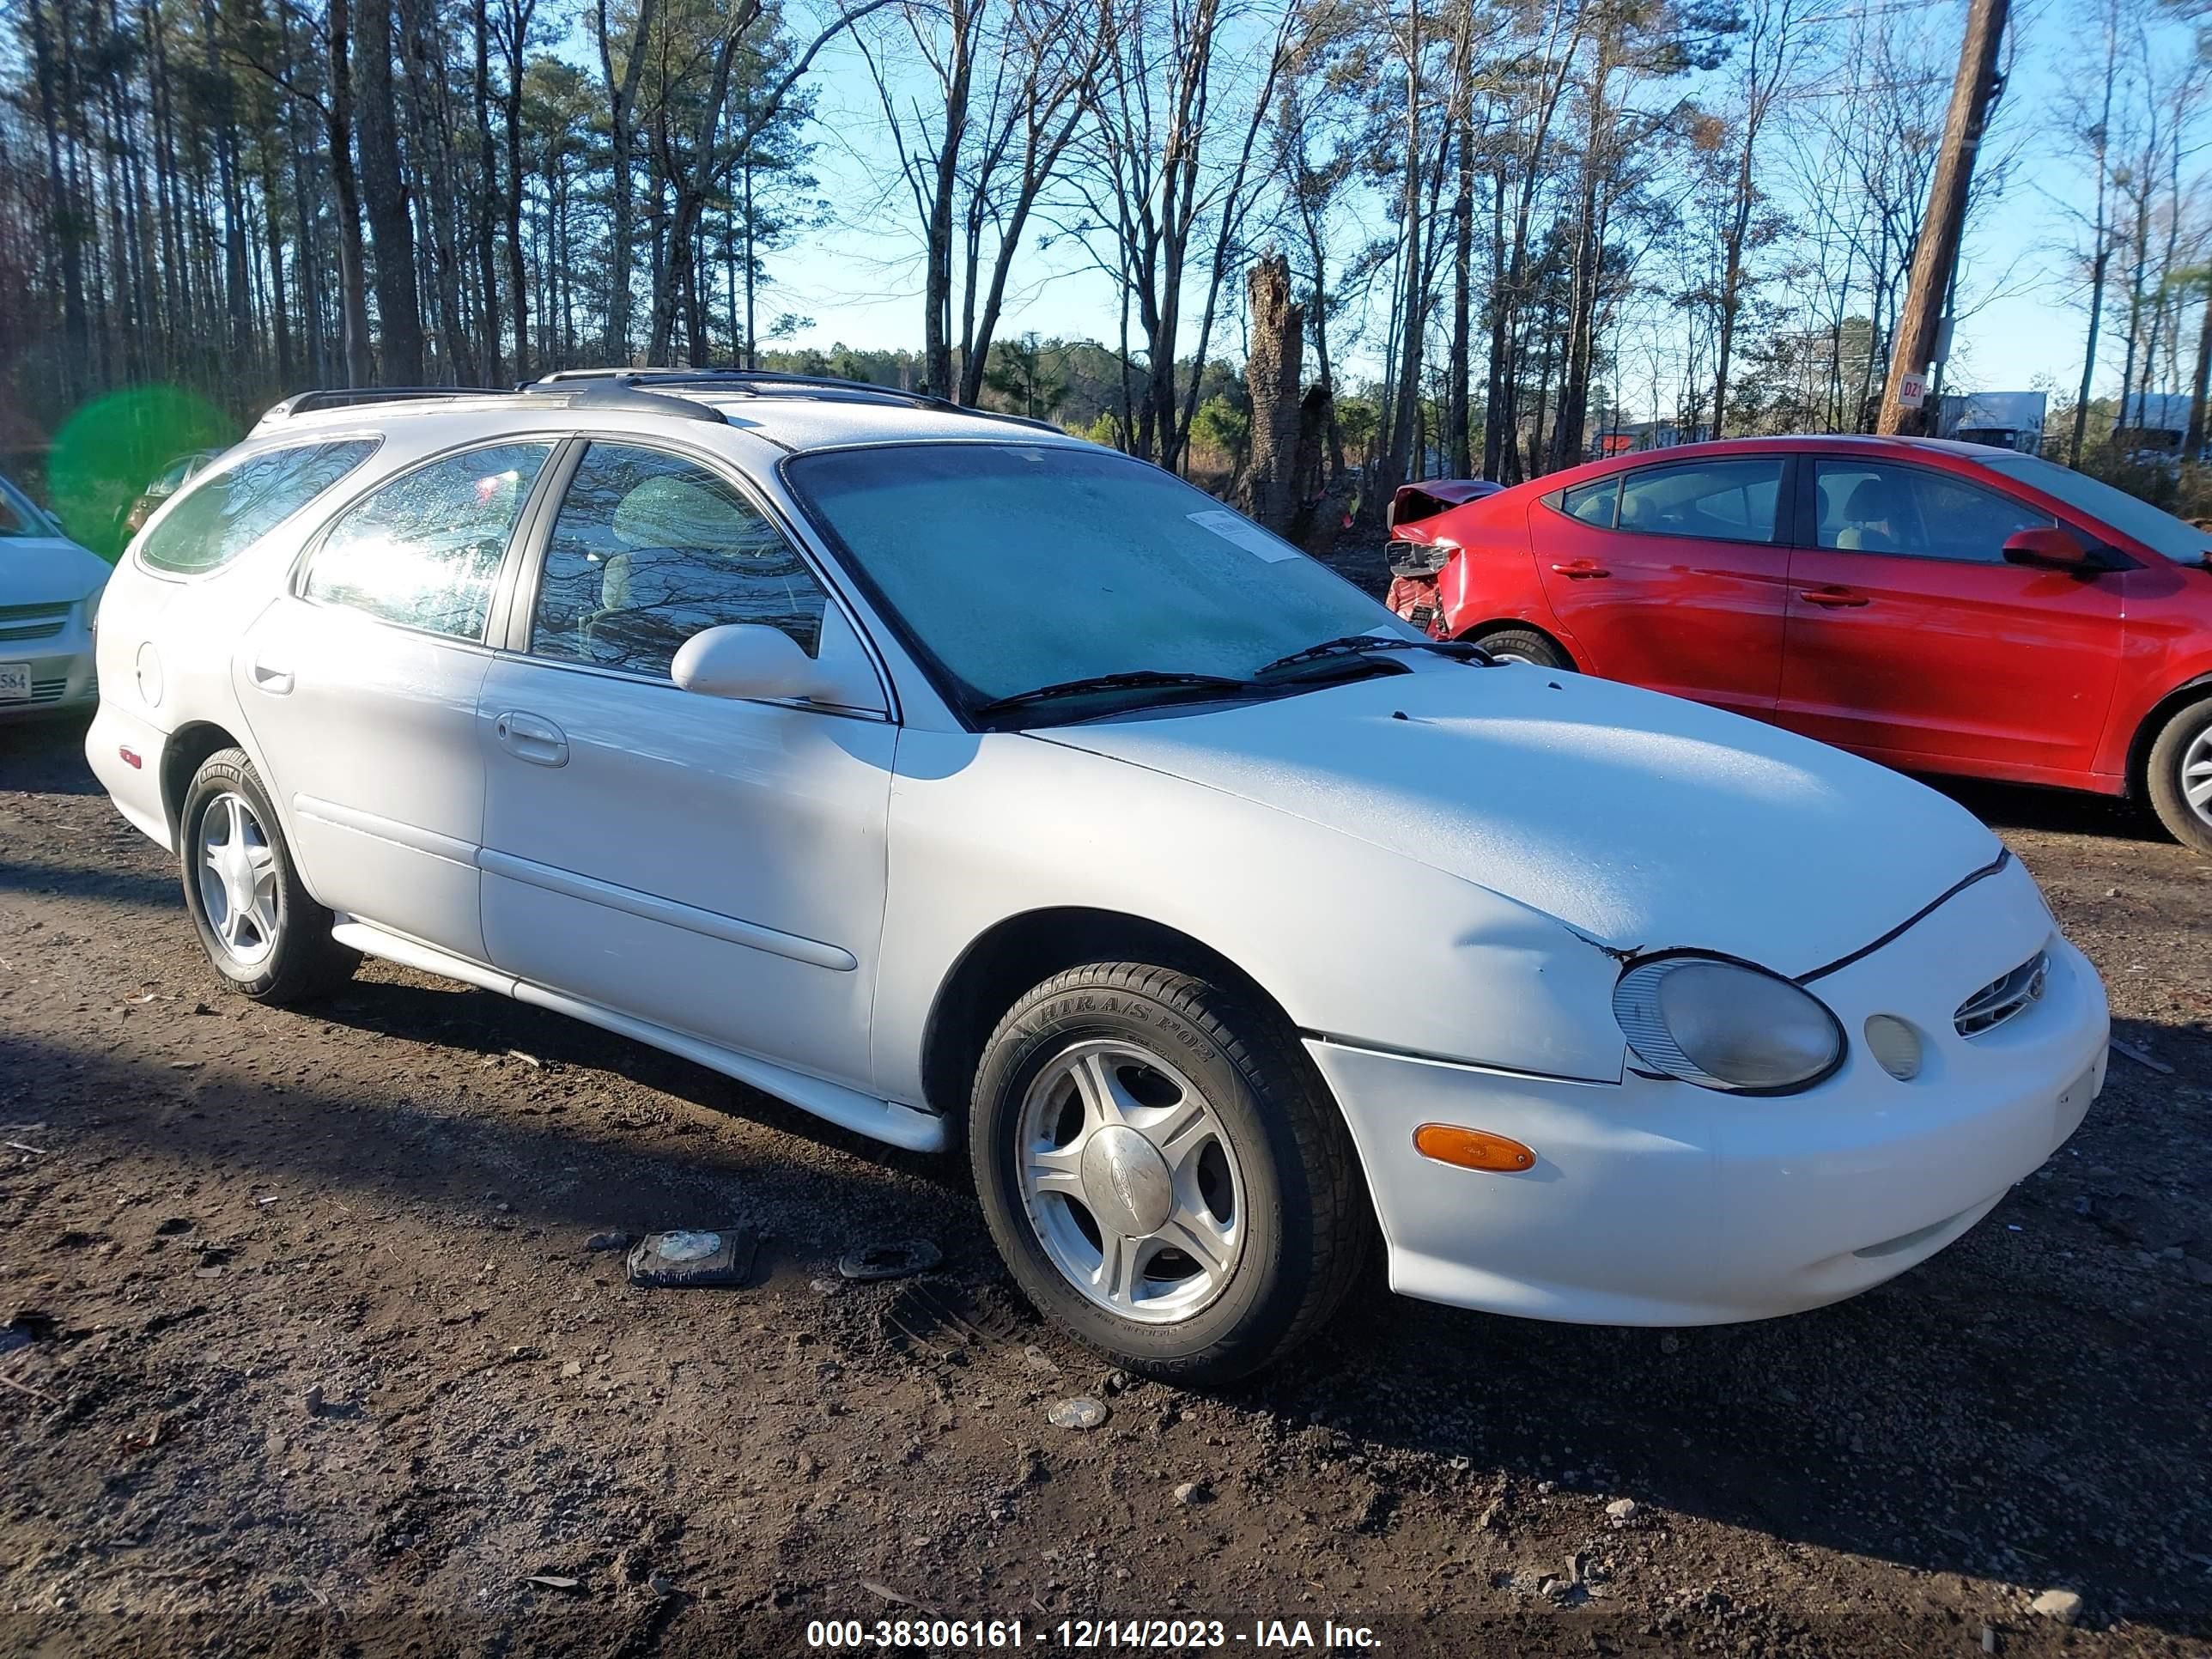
1613, 955, 1844, 1094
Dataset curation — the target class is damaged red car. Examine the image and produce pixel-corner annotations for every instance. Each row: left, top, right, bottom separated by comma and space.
1386, 436, 2212, 854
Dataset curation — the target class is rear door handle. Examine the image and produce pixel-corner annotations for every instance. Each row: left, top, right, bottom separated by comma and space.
250, 656, 295, 696
1798, 586, 1869, 608
493, 709, 569, 768
1550, 561, 1611, 580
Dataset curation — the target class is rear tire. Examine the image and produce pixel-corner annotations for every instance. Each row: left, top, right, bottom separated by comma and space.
2145, 698, 2212, 856
1472, 626, 1569, 670
969, 963, 1370, 1385
178, 748, 360, 1003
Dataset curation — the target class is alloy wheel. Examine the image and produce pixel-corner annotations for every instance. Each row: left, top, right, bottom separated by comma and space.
1016, 1039, 1245, 1324
2184, 727, 2212, 829
195, 791, 281, 967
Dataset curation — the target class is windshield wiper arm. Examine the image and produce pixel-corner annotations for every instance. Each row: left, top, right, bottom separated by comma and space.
972, 670, 1255, 718
1255, 634, 1488, 678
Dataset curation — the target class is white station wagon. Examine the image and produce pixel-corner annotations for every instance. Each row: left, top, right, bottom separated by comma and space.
88, 372, 2111, 1381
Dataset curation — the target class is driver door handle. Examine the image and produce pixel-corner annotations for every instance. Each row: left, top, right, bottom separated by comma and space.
250, 655, 295, 696
1798, 586, 1869, 608
494, 709, 569, 768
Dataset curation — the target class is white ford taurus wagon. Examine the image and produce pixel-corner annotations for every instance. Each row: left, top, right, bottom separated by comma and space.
87, 371, 2112, 1381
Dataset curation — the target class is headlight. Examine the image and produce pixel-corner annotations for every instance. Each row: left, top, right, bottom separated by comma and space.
84, 586, 104, 631
1612, 954, 1844, 1094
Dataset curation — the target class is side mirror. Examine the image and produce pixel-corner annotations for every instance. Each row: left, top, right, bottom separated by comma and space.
2002, 526, 2094, 572
672, 623, 878, 708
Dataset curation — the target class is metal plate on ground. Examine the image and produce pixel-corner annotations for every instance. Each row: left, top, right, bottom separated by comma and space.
625, 1227, 759, 1288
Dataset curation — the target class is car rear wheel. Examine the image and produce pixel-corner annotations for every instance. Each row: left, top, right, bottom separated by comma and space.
969, 963, 1370, 1384
2146, 699, 2212, 856
179, 749, 360, 1002
1472, 626, 1569, 670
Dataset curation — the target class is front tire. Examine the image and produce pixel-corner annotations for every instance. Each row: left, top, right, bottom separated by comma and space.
969, 963, 1370, 1384
2145, 698, 2212, 856
178, 748, 359, 1003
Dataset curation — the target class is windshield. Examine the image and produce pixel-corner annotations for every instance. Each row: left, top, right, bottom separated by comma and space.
0, 476, 52, 538
1981, 453, 2210, 564
788, 442, 1419, 712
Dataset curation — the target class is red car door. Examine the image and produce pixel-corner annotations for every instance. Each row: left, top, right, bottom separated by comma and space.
1777, 456, 2124, 777
1531, 454, 1790, 717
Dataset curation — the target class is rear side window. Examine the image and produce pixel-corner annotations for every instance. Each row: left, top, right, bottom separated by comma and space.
137, 440, 379, 574
303, 441, 552, 639
1614, 459, 1782, 544
1557, 477, 1619, 527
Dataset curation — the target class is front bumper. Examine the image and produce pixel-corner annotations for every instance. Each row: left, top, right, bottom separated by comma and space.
1313, 862, 2109, 1326
0, 635, 96, 719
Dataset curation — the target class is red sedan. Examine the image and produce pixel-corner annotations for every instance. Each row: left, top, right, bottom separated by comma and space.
1391, 436, 2212, 853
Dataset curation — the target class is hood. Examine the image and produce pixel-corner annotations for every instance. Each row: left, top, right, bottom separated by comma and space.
1040, 665, 2004, 976
0, 537, 110, 607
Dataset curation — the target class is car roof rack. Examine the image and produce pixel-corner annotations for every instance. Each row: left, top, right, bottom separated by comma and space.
258, 386, 507, 423
528, 368, 1065, 433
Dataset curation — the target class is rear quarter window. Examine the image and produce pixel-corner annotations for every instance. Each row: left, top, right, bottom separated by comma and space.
137, 439, 380, 575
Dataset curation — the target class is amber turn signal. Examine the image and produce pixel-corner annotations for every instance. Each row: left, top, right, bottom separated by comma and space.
1413, 1124, 1536, 1173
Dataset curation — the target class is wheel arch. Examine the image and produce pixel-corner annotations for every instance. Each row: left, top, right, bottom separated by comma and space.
2125, 673, 2212, 798
161, 720, 249, 837
920, 907, 1313, 1125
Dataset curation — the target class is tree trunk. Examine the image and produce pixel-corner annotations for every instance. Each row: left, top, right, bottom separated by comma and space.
2183, 280, 2211, 466
326, 0, 375, 386
1237, 256, 1304, 535
501, 3, 531, 383
356, 0, 424, 380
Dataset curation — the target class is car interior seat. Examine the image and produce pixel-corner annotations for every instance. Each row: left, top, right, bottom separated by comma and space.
584, 474, 807, 671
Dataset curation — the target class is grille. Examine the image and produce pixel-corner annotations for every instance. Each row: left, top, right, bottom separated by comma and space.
0, 603, 70, 642
1955, 951, 2048, 1038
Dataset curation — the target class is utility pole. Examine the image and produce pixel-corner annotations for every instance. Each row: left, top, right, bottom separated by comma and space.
1876, 0, 2008, 436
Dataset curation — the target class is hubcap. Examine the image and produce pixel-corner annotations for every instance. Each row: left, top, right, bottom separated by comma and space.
195, 792, 281, 967
1016, 1040, 1244, 1325
2184, 728, 2212, 829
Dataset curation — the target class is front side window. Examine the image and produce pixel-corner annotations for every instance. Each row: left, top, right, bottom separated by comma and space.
528, 443, 827, 678
137, 440, 378, 574
788, 442, 1419, 710
1814, 461, 2050, 563
1614, 459, 1782, 544
303, 441, 551, 638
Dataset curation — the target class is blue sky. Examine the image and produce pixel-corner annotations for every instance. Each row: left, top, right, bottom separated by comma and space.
714, 0, 2196, 406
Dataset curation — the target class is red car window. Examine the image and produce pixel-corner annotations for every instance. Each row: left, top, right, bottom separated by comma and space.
1812, 461, 2051, 562
1613, 459, 1782, 544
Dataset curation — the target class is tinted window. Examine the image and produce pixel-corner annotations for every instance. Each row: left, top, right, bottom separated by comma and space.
1814, 461, 2051, 563
137, 441, 378, 574
303, 441, 550, 637
1559, 477, 1619, 527
528, 444, 826, 678
1615, 460, 1781, 544
788, 443, 1419, 709
1984, 452, 2207, 563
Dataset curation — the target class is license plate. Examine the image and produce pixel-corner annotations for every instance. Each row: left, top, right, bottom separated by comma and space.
0, 662, 29, 702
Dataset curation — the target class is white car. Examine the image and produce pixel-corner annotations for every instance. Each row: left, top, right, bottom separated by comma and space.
86, 374, 2111, 1381
2, 471, 106, 717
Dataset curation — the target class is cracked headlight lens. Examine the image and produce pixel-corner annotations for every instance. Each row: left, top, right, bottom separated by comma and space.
1613, 955, 1844, 1094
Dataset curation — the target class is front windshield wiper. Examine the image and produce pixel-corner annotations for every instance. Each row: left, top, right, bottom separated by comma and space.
972, 670, 1255, 719
1255, 634, 1490, 678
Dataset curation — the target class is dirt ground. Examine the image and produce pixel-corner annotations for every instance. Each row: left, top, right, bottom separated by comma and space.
3, 698, 2209, 1659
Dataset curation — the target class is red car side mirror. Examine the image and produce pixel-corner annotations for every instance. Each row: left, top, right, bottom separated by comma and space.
2001, 526, 2094, 571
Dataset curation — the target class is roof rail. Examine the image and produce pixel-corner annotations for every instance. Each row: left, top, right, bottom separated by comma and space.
258, 386, 507, 426
526, 368, 1066, 433
531, 380, 726, 425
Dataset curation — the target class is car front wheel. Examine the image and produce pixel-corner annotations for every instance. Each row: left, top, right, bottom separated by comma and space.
2146, 699, 2212, 857
969, 963, 1370, 1383
178, 748, 359, 1002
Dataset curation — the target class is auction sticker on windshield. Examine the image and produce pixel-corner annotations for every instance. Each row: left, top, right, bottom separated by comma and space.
1188, 509, 1302, 562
